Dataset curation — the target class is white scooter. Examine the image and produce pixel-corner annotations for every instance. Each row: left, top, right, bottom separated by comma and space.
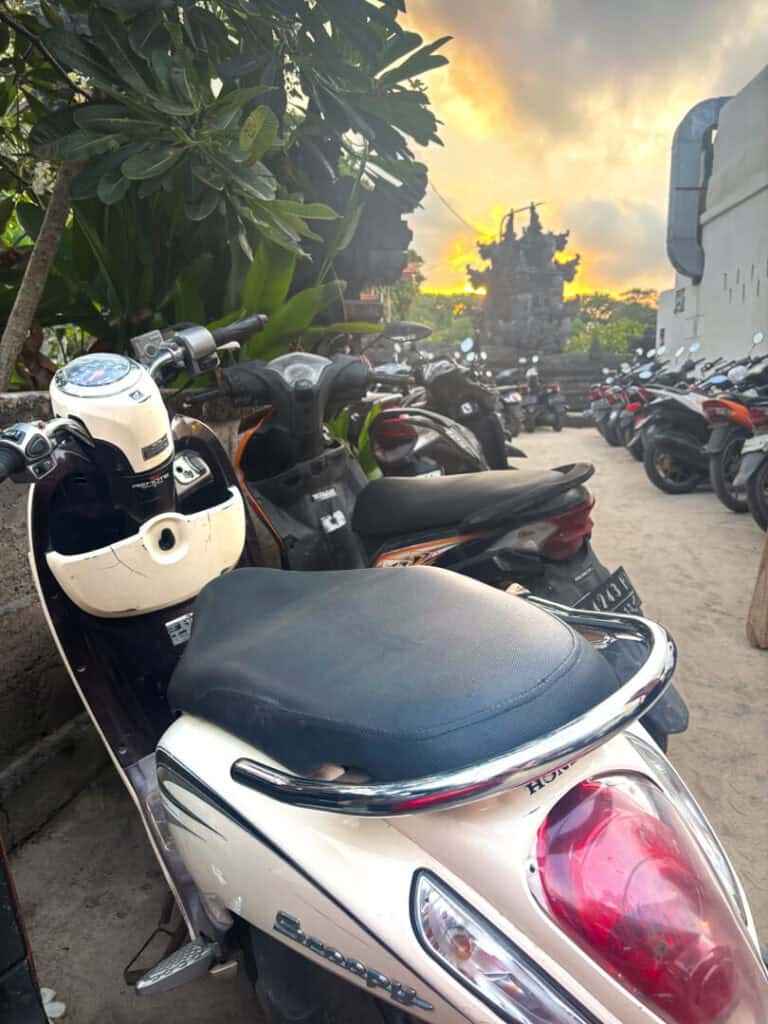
1, 316, 765, 1024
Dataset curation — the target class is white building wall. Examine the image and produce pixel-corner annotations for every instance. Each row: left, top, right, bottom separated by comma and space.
657, 65, 768, 361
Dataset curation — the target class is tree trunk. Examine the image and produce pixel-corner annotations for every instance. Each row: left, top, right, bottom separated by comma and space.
0, 161, 82, 391
746, 529, 768, 649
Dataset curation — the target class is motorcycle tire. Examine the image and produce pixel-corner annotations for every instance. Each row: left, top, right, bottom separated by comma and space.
552, 410, 563, 432
746, 456, 768, 531
604, 422, 623, 447
506, 415, 520, 438
643, 438, 703, 494
709, 429, 749, 514
524, 415, 536, 433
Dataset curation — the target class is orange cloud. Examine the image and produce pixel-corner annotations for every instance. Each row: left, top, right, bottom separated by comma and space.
401, 1, 768, 297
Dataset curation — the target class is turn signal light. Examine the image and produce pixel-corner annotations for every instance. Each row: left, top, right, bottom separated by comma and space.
534, 775, 768, 1024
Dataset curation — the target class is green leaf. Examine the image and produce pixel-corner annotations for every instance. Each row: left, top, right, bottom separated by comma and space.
380, 29, 423, 68
174, 268, 205, 323
226, 161, 278, 202
89, 8, 151, 94
191, 160, 225, 191
304, 322, 383, 336
57, 130, 120, 161
241, 239, 296, 316
185, 189, 219, 221
239, 105, 279, 162
121, 146, 182, 180
204, 86, 274, 131
377, 36, 452, 86
128, 9, 163, 56
28, 108, 79, 159
0, 197, 14, 235
244, 282, 343, 359
99, 0, 158, 12
97, 167, 131, 206
16, 202, 45, 242
74, 104, 162, 138
43, 29, 115, 87
270, 201, 338, 221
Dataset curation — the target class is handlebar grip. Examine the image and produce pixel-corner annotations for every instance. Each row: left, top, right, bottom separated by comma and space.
371, 372, 415, 387
211, 314, 268, 346
0, 444, 24, 484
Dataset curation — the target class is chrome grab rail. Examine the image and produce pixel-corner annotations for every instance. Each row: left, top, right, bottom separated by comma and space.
231, 600, 676, 816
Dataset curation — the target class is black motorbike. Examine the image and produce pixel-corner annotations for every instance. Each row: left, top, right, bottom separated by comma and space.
518, 356, 567, 431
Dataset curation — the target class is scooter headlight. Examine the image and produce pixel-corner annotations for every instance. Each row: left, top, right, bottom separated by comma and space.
412, 872, 593, 1023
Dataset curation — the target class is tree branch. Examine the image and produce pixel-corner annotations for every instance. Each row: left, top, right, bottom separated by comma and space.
0, 160, 83, 391
0, 9, 91, 100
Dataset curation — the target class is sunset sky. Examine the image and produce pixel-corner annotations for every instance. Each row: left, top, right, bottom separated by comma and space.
402, 1, 768, 296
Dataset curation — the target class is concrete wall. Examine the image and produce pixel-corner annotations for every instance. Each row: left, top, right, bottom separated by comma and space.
0, 392, 79, 770
657, 65, 768, 361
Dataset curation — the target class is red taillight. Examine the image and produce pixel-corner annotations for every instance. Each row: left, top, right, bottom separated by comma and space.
625, 401, 642, 413
749, 405, 768, 428
372, 414, 418, 449
605, 392, 618, 405
547, 383, 560, 393
541, 497, 594, 560
536, 775, 767, 1024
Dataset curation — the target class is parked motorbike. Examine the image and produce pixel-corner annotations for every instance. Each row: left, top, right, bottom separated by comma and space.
215, 347, 650, 615
518, 355, 567, 432
495, 367, 524, 437
2, 318, 763, 1024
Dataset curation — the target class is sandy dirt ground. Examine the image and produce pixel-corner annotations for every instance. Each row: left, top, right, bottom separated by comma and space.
11, 426, 768, 1022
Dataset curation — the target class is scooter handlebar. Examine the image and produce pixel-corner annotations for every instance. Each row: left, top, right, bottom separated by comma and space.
211, 314, 268, 346
370, 371, 416, 388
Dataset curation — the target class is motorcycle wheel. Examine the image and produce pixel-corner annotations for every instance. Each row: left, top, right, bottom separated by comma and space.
243, 927, 414, 1024
643, 439, 703, 494
709, 429, 749, 513
552, 410, 563, 432
506, 415, 520, 438
746, 457, 768, 530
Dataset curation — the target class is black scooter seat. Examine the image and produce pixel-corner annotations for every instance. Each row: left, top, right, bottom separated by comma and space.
168, 567, 619, 782
352, 464, 594, 538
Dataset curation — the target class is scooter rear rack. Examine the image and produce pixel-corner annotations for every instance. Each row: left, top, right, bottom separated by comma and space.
231, 600, 676, 816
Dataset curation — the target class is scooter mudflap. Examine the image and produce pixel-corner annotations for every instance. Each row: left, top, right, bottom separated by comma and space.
134, 939, 221, 997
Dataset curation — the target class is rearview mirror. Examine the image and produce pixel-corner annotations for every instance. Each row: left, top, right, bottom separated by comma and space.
729, 365, 748, 382
605, 376, 615, 384
519, 356, 528, 364
638, 370, 653, 380
466, 351, 477, 362
460, 337, 474, 353
753, 331, 765, 346
656, 344, 667, 355
532, 354, 540, 364
646, 348, 656, 358
689, 340, 701, 353
480, 351, 488, 361
620, 362, 631, 373
635, 347, 644, 356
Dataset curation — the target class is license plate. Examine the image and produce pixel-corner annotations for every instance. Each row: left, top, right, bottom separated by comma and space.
576, 566, 641, 615
740, 435, 768, 454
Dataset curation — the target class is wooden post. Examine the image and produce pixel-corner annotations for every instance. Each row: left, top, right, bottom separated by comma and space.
746, 529, 768, 648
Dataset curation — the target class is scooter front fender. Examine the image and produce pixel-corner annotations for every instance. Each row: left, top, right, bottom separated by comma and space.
733, 450, 768, 488
705, 423, 749, 456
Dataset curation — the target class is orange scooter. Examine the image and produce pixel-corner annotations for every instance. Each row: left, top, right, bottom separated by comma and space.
702, 395, 754, 513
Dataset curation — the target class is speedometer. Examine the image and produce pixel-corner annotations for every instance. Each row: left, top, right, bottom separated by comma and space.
55, 354, 133, 389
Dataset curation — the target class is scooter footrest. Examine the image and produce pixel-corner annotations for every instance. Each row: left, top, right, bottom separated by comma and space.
135, 940, 220, 996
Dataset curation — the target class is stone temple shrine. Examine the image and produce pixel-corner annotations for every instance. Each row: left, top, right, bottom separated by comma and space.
467, 203, 580, 355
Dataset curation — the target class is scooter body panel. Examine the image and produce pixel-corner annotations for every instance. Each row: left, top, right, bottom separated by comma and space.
157, 713, 688, 1024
